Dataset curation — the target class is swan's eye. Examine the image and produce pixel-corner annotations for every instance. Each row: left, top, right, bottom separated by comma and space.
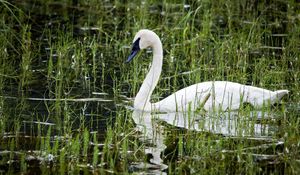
132, 38, 140, 50
126, 38, 141, 63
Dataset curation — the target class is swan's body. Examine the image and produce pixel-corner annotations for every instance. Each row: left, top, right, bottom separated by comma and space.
127, 29, 288, 112
153, 81, 288, 112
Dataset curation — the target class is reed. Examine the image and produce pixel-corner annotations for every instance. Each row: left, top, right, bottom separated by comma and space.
0, 0, 299, 174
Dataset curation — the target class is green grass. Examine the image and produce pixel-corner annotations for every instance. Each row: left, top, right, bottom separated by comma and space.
0, 0, 299, 174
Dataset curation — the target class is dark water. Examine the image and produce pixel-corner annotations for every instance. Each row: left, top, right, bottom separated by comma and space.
0, 0, 299, 174
1, 1, 121, 173
2, 0, 118, 130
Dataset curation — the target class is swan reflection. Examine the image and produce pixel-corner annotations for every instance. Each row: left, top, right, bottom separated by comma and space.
131, 109, 277, 168
155, 111, 276, 137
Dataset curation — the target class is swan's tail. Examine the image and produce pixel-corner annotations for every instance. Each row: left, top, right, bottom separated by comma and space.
274, 90, 289, 100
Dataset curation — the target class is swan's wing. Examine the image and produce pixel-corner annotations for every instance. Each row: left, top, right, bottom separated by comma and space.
225, 84, 288, 109
153, 83, 212, 112
202, 81, 246, 110
202, 82, 284, 110
153, 81, 288, 112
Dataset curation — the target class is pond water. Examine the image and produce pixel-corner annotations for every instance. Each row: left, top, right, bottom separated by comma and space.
0, 0, 299, 174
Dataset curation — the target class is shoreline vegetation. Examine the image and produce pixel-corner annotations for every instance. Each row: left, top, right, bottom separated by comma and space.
0, 0, 299, 174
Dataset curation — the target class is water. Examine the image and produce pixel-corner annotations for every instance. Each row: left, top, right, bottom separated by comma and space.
0, 0, 299, 174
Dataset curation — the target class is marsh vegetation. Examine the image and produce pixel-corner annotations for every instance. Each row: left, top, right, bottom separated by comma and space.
0, 0, 299, 174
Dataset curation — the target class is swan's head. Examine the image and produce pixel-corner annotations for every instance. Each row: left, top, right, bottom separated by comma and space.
126, 29, 160, 62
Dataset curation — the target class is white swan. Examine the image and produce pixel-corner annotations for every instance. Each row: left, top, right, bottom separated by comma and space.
126, 29, 288, 112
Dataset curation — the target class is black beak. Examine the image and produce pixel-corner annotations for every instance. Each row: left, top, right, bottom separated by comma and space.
126, 38, 140, 63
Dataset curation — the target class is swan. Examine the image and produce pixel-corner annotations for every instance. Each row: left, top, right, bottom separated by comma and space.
126, 29, 288, 112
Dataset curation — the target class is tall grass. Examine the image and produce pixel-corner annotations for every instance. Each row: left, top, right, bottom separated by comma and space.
0, 0, 299, 174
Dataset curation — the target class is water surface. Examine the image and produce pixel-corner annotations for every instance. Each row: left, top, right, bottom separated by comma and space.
0, 0, 299, 174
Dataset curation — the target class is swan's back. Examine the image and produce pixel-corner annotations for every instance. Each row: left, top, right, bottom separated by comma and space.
153, 81, 288, 112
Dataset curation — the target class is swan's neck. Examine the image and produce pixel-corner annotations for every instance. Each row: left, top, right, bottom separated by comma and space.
134, 41, 163, 111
